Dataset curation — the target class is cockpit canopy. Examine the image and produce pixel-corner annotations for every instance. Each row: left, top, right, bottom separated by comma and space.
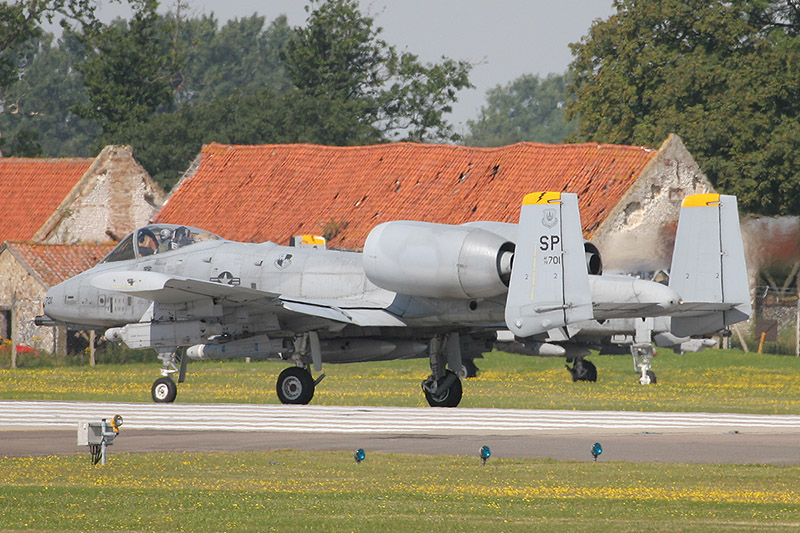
102, 224, 222, 263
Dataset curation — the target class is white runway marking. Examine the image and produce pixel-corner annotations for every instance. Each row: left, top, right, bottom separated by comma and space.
2, 401, 800, 434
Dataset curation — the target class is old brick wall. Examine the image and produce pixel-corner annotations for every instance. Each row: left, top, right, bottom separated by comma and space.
37, 146, 164, 244
0, 249, 55, 351
592, 134, 715, 271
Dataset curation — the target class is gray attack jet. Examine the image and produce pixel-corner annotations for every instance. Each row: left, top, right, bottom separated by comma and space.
37, 192, 750, 407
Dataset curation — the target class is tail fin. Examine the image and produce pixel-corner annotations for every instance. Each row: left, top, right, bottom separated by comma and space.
669, 193, 751, 336
505, 192, 593, 338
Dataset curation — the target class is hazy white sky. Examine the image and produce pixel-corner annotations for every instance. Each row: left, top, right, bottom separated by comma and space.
94, 0, 616, 131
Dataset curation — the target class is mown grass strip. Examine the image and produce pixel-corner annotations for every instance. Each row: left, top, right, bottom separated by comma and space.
1, 450, 799, 532
1, 349, 799, 413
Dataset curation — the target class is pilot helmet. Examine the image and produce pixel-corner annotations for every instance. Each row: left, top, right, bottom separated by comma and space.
159, 228, 172, 240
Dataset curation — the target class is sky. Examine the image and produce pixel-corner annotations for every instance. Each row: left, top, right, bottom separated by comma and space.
93, 0, 617, 132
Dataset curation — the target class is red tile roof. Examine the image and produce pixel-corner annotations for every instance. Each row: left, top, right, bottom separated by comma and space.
2, 242, 114, 287
0, 158, 94, 243
156, 142, 659, 248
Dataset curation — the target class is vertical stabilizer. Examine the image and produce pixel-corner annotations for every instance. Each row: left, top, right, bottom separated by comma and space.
669, 193, 751, 336
505, 192, 593, 338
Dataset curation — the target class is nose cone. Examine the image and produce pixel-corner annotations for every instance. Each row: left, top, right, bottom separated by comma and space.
41, 281, 70, 323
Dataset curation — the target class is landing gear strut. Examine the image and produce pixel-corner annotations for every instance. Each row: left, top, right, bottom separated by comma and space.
151, 349, 183, 403
275, 333, 325, 405
421, 334, 463, 407
632, 343, 657, 384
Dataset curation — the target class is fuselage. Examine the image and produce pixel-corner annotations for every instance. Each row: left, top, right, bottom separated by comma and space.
42, 224, 681, 337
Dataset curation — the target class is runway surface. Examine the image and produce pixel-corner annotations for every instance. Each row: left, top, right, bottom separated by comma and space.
2, 401, 799, 464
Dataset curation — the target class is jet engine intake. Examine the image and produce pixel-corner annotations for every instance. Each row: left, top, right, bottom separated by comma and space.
364, 221, 514, 299
584, 241, 603, 275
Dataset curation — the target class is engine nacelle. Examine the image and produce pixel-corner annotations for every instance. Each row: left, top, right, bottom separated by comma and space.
584, 241, 603, 275
364, 221, 514, 299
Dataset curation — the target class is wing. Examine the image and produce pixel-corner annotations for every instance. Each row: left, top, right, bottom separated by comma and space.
91, 270, 404, 327
91, 271, 277, 305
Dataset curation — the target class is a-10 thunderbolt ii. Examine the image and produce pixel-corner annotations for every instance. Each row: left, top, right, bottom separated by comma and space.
37, 192, 750, 407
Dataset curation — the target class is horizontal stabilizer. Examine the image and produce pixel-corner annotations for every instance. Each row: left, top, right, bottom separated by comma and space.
669, 194, 751, 336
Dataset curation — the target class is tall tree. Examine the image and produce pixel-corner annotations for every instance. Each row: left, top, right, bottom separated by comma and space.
568, 0, 800, 215
72, 0, 178, 137
282, 0, 472, 144
465, 73, 576, 146
0, 0, 98, 154
0, 31, 98, 156
175, 13, 292, 105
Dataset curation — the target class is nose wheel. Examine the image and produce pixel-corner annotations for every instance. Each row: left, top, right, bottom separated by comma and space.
152, 377, 177, 403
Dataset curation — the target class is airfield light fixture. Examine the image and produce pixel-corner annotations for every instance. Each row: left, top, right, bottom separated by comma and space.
591, 442, 603, 462
480, 445, 491, 466
78, 415, 124, 465
354, 448, 366, 464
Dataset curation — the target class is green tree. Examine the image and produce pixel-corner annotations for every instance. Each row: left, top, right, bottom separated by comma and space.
72, 0, 178, 137
465, 73, 576, 146
0, 0, 97, 87
175, 13, 292, 104
568, 0, 800, 215
282, 0, 472, 144
0, 0, 98, 154
0, 31, 99, 156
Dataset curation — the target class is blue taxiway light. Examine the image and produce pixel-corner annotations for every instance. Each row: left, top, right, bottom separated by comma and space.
591, 442, 603, 461
480, 445, 491, 466
354, 448, 366, 464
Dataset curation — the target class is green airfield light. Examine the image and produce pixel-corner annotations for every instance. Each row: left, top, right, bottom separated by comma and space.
354, 448, 366, 464
480, 445, 491, 466
591, 442, 603, 462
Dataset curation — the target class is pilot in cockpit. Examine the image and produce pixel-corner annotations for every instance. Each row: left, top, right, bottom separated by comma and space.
137, 228, 158, 256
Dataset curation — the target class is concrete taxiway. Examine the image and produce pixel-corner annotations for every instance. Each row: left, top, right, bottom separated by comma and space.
1, 401, 799, 464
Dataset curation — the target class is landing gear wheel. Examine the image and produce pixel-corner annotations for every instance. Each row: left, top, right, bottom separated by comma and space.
424, 370, 463, 407
152, 377, 177, 403
569, 359, 598, 382
276, 367, 315, 404
458, 359, 479, 379
645, 370, 657, 384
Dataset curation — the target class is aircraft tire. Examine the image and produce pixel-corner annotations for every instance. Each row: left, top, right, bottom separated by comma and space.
277, 367, 315, 404
424, 370, 462, 407
458, 360, 479, 379
571, 359, 597, 382
152, 377, 177, 403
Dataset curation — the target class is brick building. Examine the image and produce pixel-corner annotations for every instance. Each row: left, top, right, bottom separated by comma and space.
0, 146, 164, 363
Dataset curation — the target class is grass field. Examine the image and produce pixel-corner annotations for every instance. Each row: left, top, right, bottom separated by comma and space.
3, 349, 800, 531
1, 348, 799, 413
2, 450, 800, 531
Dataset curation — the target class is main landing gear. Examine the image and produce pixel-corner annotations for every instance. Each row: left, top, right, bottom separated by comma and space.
421, 334, 463, 407
276, 366, 316, 404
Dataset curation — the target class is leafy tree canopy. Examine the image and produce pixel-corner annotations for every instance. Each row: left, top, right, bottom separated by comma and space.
465, 73, 576, 146
282, 0, 473, 144
72, 0, 177, 135
568, 0, 800, 215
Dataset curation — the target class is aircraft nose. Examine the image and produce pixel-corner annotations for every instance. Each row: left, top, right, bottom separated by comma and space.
41, 281, 72, 322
